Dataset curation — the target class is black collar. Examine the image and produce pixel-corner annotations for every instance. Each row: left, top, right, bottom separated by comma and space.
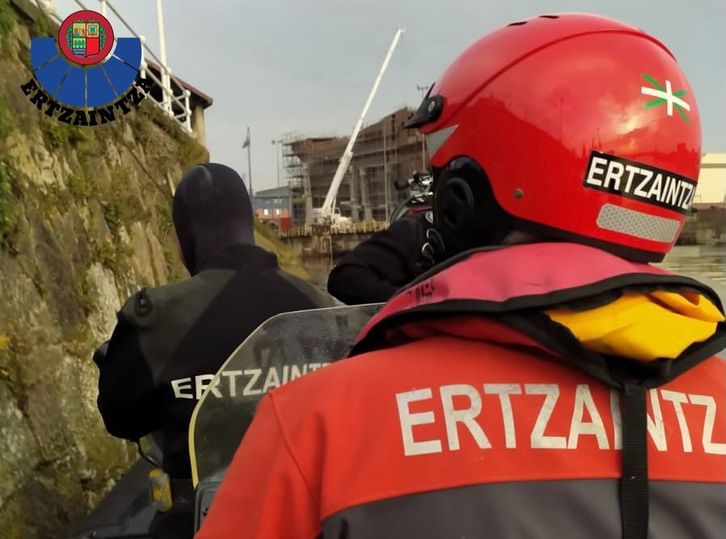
196, 243, 278, 273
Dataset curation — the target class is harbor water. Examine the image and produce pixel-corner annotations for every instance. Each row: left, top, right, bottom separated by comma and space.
304, 245, 726, 302
659, 245, 726, 301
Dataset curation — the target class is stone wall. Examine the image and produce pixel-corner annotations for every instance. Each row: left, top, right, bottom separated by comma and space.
0, 2, 209, 536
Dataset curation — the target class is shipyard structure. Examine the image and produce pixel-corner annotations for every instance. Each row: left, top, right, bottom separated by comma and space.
255, 107, 725, 247
254, 107, 425, 228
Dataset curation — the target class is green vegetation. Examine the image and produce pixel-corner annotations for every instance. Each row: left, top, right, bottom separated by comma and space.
0, 0, 17, 41
108, 166, 148, 223
130, 111, 151, 143
0, 98, 16, 139
0, 9, 215, 537
140, 102, 209, 170
30, 12, 48, 38
156, 202, 173, 232
0, 333, 11, 383
37, 182, 72, 216
68, 173, 94, 200
91, 237, 132, 281
0, 159, 20, 250
29, 266, 46, 298
254, 219, 280, 243
76, 275, 98, 317
94, 239, 117, 267
38, 124, 100, 206
43, 122, 68, 150
71, 127, 100, 167
177, 133, 209, 171
0, 325, 29, 410
254, 220, 309, 280
163, 246, 185, 282
102, 202, 122, 235
68, 125, 92, 147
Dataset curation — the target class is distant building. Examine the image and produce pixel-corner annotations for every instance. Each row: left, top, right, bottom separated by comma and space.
283, 106, 425, 224
282, 113, 726, 230
695, 153, 726, 204
253, 186, 292, 230
680, 153, 726, 244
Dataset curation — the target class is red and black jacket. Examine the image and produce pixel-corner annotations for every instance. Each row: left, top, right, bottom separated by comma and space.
199, 243, 726, 539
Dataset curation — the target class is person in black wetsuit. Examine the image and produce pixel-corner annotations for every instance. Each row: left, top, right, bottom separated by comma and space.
93, 163, 335, 539
327, 169, 441, 304
327, 210, 435, 304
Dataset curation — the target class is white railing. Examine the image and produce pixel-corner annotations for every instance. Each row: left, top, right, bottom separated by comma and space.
33, 0, 192, 133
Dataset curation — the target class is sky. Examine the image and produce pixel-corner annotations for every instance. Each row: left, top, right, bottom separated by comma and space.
53, 0, 726, 192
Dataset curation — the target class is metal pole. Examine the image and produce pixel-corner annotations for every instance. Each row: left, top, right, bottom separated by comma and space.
100, 0, 107, 16
416, 84, 429, 169
155, 0, 171, 112
247, 128, 253, 197
383, 120, 389, 221
272, 139, 282, 187
183, 90, 191, 132
420, 133, 426, 170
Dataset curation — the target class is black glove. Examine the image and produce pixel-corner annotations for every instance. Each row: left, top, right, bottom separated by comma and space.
420, 226, 447, 270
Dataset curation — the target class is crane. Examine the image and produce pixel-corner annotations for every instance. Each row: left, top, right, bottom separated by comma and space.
313, 27, 406, 225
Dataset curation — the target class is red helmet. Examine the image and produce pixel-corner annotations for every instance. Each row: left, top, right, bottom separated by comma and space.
408, 13, 701, 262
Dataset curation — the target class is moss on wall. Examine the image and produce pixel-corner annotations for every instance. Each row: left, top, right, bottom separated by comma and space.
0, 3, 313, 536
254, 220, 312, 280
0, 159, 21, 249
0, 0, 17, 39
0, 1, 209, 536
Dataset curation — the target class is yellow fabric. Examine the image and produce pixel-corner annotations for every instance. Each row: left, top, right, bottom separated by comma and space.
546, 291, 724, 362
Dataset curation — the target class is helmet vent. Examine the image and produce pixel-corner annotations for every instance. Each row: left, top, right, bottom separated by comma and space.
508, 21, 527, 26
538, 15, 560, 19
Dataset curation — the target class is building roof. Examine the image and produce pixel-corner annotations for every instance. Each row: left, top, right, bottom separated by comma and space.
254, 186, 290, 198
146, 60, 214, 109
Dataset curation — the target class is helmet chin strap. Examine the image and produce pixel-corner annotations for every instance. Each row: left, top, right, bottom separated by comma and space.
424, 216, 552, 266
436, 216, 515, 258
420, 227, 447, 269
431, 156, 516, 256
500, 229, 545, 246
421, 221, 516, 268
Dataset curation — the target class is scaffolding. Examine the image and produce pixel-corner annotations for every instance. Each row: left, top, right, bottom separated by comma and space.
282, 106, 425, 224
282, 133, 347, 225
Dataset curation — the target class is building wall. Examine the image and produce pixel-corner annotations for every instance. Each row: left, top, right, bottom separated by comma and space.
191, 104, 206, 146
254, 188, 292, 228
283, 107, 425, 223
695, 153, 726, 204
285, 120, 724, 225
255, 207, 289, 219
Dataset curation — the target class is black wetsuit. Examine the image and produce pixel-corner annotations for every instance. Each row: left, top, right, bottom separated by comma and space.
327, 212, 433, 304
94, 164, 335, 538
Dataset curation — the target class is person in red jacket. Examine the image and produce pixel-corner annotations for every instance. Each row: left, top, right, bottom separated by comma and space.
198, 13, 726, 539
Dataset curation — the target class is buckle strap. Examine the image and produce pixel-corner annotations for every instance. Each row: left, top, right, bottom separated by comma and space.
620, 382, 649, 539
